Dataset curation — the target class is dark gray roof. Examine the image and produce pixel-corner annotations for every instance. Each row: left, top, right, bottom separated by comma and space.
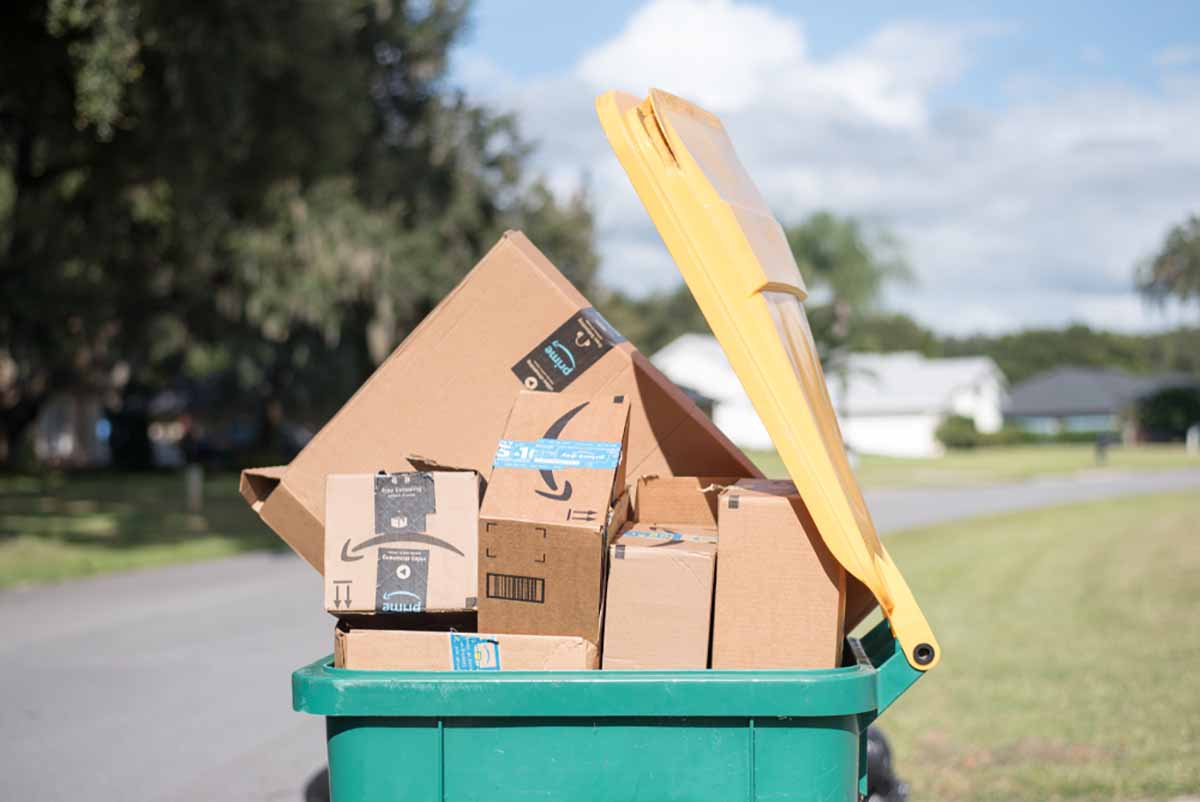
1005, 367, 1198, 417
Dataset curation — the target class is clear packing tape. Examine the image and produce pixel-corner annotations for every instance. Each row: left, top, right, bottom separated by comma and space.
597, 89, 940, 670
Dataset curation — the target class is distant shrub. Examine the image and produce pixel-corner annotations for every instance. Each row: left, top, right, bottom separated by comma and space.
1136, 387, 1200, 441
976, 425, 1037, 447
936, 415, 980, 449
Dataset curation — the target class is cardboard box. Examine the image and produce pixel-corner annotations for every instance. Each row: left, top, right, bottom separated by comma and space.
713, 479, 846, 669
601, 522, 718, 669
844, 576, 878, 632
324, 471, 481, 615
633, 475, 742, 526
334, 624, 597, 670
239, 231, 758, 573
478, 391, 630, 644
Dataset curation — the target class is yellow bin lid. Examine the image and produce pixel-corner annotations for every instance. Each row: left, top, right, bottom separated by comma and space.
597, 88, 939, 671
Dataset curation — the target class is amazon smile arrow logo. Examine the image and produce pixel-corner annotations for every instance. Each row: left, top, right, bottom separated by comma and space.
533, 401, 588, 502
340, 531, 465, 562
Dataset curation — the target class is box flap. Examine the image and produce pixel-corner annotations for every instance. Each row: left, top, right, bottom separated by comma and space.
634, 476, 737, 527
239, 466, 286, 510
247, 474, 324, 571
597, 88, 938, 671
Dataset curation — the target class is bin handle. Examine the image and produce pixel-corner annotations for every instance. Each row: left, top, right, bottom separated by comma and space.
849, 618, 925, 722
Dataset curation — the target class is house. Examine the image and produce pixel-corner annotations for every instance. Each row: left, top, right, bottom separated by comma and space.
1005, 366, 1199, 438
651, 334, 1007, 458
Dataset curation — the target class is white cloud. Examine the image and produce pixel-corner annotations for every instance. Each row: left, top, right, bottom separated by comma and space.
1154, 45, 1200, 68
577, 0, 807, 114
457, 0, 1200, 334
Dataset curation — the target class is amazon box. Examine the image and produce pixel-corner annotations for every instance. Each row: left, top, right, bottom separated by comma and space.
324, 470, 481, 615
334, 623, 597, 671
239, 231, 758, 575
713, 479, 846, 669
478, 391, 630, 645
601, 523, 718, 669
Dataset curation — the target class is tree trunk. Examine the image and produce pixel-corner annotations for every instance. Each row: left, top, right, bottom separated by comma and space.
1, 394, 45, 468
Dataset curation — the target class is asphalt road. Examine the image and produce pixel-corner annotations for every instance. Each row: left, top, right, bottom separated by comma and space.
2, 467, 1197, 802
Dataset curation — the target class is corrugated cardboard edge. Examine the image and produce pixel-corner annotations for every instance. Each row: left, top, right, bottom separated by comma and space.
333, 623, 349, 667
537, 636, 599, 669
239, 467, 324, 571
844, 576, 877, 630
239, 465, 286, 510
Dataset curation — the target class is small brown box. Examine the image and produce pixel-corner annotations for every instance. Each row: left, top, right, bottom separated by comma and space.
324, 470, 481, 615
713, 479, 846, 669
478, 391, 631, 645
602, 523, 717, 670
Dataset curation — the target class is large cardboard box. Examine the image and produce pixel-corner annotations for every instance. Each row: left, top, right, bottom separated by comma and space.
334, 624, 597, 670
478, 390, 630, 645
602, 522, 717, 669
323, 471, 481, 615
239, 231, 758, 573
713, 479, 846, 669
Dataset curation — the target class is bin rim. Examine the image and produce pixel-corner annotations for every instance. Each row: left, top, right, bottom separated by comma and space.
293, 621, 920, 720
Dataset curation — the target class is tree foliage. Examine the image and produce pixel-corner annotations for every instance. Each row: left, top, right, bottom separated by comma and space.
1138, 214, 1200, 309
0, 0, 597, 461
598, 210, 913, 359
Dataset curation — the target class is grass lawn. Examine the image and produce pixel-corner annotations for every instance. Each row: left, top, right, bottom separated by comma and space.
0, 471, 280, 588
747, 443, 1199, 487
876, 490, 1199, 801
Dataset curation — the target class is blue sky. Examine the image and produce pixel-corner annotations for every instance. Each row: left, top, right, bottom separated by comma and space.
450, 1, 1200, 334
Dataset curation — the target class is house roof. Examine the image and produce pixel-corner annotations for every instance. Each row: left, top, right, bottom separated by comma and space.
1004, 367, 1198, 417
651, 335, 1003, 415
827, 352, 1004, 416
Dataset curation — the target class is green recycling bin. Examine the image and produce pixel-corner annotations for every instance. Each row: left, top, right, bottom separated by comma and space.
292, 619, 921, 802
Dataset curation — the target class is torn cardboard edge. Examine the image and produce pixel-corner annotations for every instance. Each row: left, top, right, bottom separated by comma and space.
634, 475, 741, 528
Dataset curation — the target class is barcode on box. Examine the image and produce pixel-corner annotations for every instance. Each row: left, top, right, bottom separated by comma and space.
486, 573, 545, 604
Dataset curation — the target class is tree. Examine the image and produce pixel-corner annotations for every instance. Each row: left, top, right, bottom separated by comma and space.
849, 312, 940, 355
1138, 215, 1200, 310
0, 0, 597, 463
786, 211, 913, 354
598, 283, 710, 356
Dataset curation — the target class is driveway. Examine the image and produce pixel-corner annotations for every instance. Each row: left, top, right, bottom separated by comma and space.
2, 467, 1197, 802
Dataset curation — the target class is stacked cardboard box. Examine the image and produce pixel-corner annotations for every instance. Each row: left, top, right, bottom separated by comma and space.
479, 390, 631, 645
239, 231, 865, 672
713, 479, 846, 669
601, 477, 726, 669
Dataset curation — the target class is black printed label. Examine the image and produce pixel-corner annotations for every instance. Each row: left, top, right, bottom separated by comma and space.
512, 308, 627, 392
377, 548, 429, 612
374, 472, 436, 535
486, 572, 545, 603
